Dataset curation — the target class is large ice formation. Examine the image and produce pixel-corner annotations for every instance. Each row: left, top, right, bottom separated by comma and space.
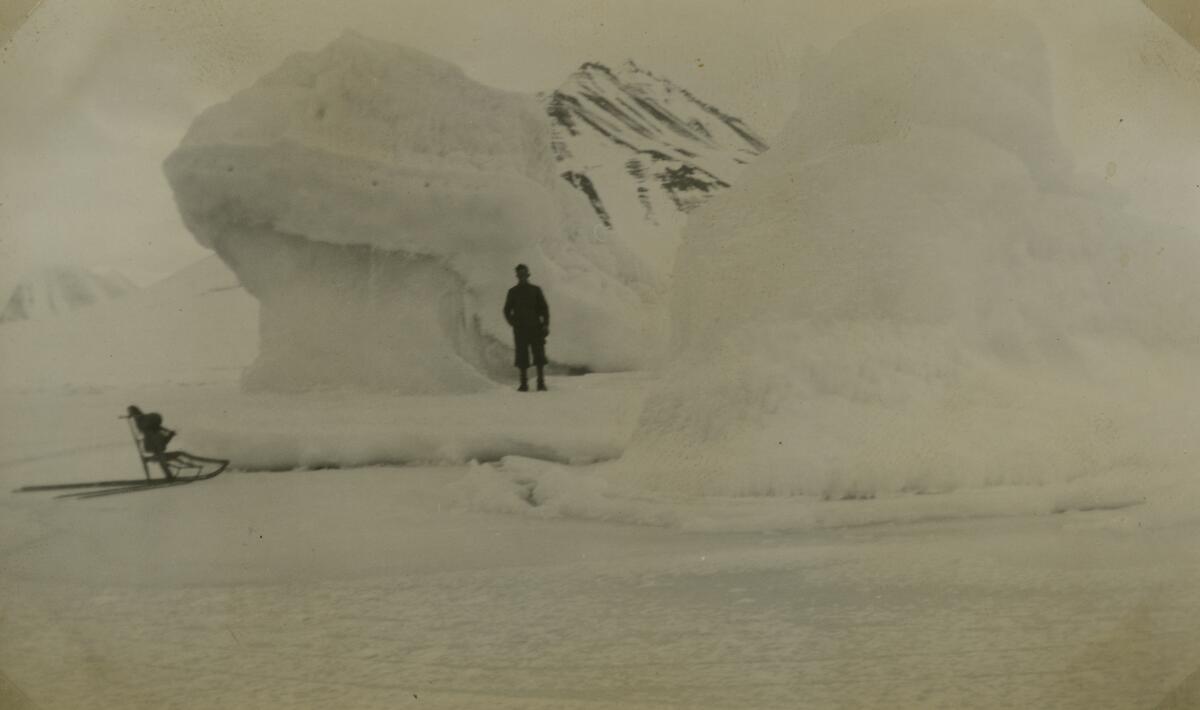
164, 33, 673, 393
614, 4, 1200, 498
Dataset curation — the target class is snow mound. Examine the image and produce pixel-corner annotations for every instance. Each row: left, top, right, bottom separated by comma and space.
610, 3, 1200, 499
164, 32, 658, 393
0, 265, 135, 323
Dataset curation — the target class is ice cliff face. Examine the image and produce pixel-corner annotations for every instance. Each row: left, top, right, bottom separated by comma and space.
164, 32, 691, 393
545, 61, 768, 266
613, 3, 1200, 499
0, 266, 135, 323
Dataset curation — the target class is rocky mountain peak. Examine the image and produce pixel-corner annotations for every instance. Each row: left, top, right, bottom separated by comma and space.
544, 59, 768, 235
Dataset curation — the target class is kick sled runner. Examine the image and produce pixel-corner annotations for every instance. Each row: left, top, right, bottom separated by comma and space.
15, 406, 229, 499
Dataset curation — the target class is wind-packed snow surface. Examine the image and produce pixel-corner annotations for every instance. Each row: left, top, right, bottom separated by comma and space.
164, 32, 665, 393
610, 4, 1200, 500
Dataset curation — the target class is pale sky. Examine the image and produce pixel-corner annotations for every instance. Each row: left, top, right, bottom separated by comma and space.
1, 0, 1199, 291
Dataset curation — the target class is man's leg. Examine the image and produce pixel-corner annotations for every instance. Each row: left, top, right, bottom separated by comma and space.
514, 330, 531, 391
533, 339, 548, 391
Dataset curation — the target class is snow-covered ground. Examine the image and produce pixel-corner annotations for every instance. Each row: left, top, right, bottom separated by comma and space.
4, 454, 1200, 710
3, 366, 1200, 708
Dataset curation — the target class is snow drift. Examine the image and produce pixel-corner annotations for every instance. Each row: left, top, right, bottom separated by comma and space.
611, 4, 1200, 499
163, 32, 660, 393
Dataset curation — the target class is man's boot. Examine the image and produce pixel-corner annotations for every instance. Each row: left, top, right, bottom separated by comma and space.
518, 369, 529, 392
536, 366, 547, 392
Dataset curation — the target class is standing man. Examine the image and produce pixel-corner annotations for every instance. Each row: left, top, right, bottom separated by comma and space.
503, 263, 550, 392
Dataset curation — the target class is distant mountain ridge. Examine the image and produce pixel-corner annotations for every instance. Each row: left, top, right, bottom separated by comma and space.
544, 60, 768, 235
0, 266, 136, 323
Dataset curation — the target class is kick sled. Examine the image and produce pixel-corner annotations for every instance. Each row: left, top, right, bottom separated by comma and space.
14, 409, 229, 499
